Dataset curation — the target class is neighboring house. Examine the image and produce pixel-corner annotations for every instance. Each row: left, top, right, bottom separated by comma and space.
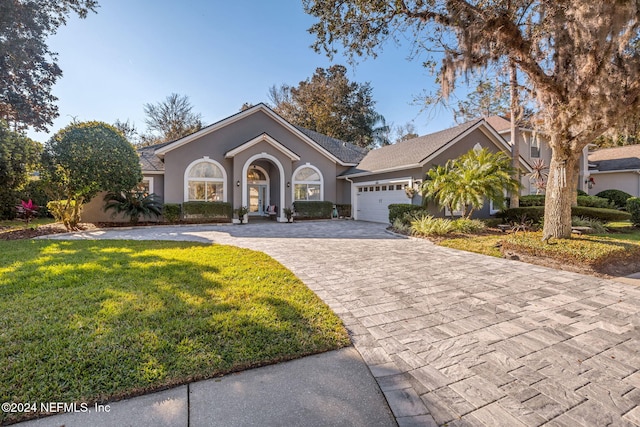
587, 145, 640, 197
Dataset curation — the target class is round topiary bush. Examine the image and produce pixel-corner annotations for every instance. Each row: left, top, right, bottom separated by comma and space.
595, 189, 632, 209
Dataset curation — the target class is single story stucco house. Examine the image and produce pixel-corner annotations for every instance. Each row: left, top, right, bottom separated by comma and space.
83, 104, 545, 224
586, 144, 640, 197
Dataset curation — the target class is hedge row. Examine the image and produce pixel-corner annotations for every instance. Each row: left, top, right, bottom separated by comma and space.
498, 206, 632, 223
388, 204, 424, 224
519, 195, 613, 209
628, 197, 640, 226
293, 201, 334, 219
596, 189, 633, 209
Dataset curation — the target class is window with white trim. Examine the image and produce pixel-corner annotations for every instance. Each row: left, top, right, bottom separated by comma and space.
530, 137, 541, 158
293, 166, 323, 201
186, 161, 224, 201
135, 177, 154, 195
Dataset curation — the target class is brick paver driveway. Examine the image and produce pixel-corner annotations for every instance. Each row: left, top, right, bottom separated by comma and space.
48, 221, 640, 426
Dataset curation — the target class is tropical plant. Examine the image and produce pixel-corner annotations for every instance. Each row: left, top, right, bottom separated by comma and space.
283, 207, 294, 222
15, 199, 39, 226
103, 191, 162, 225
529, 159, 548, 195
422, 148, 520, 218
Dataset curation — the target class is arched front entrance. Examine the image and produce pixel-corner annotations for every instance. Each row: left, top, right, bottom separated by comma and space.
246, 165, 270, 216
241, 154, 286, 222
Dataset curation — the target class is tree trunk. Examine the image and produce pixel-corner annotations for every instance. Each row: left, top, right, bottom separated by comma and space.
509, 60, 520, 208
542, 148, 580, 240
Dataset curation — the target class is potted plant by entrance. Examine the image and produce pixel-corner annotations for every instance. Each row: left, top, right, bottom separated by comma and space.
283, 207, 294, 223
235, 206, 249, 224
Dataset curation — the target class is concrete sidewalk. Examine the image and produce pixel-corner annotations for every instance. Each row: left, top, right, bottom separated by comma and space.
15, 347, 396, 427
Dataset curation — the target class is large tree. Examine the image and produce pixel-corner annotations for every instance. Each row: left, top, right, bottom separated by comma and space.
140, 93, 203, 146
42, 121, 142, 229
305, 1, 640, 239
0, 0, 98, 131
269, 65, 383, 148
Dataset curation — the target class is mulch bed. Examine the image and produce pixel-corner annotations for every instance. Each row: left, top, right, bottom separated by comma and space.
0, 223, 98, 241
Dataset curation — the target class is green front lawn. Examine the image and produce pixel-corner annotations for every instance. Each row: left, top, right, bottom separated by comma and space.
437, 222, 640, 276
0, 240, 349, 424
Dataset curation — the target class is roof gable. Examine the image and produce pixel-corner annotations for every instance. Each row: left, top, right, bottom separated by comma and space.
342, 119, 531, 177
153, 103, 363, 165
225, 133, 301, 161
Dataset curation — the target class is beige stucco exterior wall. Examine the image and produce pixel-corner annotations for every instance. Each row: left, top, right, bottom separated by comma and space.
589, 172, 640, 197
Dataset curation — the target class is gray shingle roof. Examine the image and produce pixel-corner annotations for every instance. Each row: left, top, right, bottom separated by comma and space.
294, 126, 368, 164
341, 119, 482, 176
589, 145, 640, 171
138, 142, 170, 172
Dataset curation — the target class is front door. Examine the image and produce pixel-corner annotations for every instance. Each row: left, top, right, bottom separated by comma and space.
248, 184, 268, 215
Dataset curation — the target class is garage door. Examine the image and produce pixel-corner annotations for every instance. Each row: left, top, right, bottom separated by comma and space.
356, 182, 411, 223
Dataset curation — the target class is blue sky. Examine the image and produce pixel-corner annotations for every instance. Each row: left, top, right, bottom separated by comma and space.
28, 0, 458, 143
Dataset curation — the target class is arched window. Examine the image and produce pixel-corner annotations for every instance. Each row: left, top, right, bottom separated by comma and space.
293, 165, 323, 201
185, 159, 226, 202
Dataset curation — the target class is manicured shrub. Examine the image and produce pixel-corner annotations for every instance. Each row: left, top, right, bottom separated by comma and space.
520, 194, 612, 208
388, 203, 424, 223
577, 189, 588, 196
335, 204, 352, 218
628, 197, 640, 226
596, 189, 632, 209
497, 207, 545, 223
577, 195, 614, 209
519, 195, 546, 207
162, 203, 182, 222
293, 201, 334, 219
571, 206, 631, 222
182, 201, 232, 221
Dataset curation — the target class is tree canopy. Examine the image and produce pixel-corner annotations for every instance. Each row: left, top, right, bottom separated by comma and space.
140, 93, 204, 146
0, 121, 42, 218
0, 0, 98, 131
305, 1, 640, 238
269, 65, 383, 148
43, 121, 142, 203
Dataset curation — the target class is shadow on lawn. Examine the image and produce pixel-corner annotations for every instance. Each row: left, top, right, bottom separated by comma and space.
0, 240, 347, 425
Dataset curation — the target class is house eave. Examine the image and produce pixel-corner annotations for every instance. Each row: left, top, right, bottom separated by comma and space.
154, 103, 354, 165
225, 133, 301, 161
339, 164, 422, 179
589, 169, 640, 174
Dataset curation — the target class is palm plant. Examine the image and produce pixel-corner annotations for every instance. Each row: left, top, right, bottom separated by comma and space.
529, 159, 548, 195
103, 191, 163, 225
422, 148, 520, 218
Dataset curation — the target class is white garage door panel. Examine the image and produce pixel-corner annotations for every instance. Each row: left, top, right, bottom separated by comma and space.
356, 187, 409, 223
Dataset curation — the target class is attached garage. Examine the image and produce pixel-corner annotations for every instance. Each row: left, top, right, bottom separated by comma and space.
354, 180, 412, 223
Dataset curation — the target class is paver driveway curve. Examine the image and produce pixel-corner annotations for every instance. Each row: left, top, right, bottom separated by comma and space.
46, 221, 640, 426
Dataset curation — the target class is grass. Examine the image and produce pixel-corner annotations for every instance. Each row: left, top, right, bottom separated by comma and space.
0, 240, 349, 424
438, 235, 503, 258
438, 221, 640, 275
